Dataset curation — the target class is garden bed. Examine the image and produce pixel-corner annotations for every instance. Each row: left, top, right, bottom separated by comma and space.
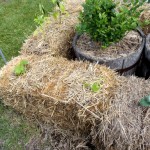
0, 0, 150, 150
76, 31, 142, 59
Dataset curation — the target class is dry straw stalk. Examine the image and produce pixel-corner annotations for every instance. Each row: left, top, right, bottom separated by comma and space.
20, 0, 85, 57
91, 76, 150, 150
140, 3, 150, 35
0, 55, 118, 132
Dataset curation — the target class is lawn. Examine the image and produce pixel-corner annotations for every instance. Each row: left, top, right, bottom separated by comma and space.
0, 0, 52, 67
0, 102, 39, 150
0, 0, 52, 149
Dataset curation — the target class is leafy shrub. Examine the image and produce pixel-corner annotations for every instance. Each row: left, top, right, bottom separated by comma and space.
77, 0, 146, 47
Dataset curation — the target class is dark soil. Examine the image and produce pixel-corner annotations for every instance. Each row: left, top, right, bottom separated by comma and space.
77, 31, 142, 60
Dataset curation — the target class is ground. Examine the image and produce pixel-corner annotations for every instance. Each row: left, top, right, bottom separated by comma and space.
0, 102, 39, 150
0, 0, 52, 149
0, 0, 52, 67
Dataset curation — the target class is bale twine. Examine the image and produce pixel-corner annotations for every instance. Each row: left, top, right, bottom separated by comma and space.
91, 76, 150, 150
20, 0, 85, 58
140, 3, 150, 35
0, 55, 118, 132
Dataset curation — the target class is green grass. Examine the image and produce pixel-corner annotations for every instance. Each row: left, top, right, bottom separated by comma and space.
0, 0, 52, 67
0, 101, 39, 150
0, 0, 53, 149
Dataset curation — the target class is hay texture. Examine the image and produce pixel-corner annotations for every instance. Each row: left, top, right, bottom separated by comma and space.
91, 76, 150, 150
140, 3, 150, 35
25, 125, 93, 150
0, 55, 118, 132
20, 0, 85, 57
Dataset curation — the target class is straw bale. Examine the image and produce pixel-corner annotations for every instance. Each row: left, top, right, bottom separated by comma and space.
0, 55, 118, 132
65, 0, 84, 13
140, 3, 150, 35
25, 125, 94, 150
20, 0, 85, 57
91, 76, 150, 150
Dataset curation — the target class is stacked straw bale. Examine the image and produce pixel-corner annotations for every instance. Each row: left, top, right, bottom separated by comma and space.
140, 3, 150, 35
91, 76, 150, 150
1, 55, 150, 149
20, 0, 85, 58
1, 0, 150, 149
0, 55, 118, 132
25, 125, 93, 150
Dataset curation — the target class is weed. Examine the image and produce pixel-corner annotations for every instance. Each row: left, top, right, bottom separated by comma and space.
83, 79, 103, 93
14, 60, 29, 76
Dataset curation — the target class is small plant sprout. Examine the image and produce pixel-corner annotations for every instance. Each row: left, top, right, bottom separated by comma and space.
14, 60, 29, 76
34, 4, 48, 26
91, 82, 101, 93
51, 0, 67, 23
83, 79, 103, 93
139, 95, 150, 107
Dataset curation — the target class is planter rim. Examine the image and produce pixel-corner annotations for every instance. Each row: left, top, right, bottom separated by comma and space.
73, 28, 145, 62
146, 33, 150, 49
73, 28, 146, 75
145, 33, 150, 62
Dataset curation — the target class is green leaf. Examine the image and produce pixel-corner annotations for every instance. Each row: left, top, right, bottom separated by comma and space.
60, 3, 65, 13
14, 60, 29, 76
34, 15, 45, 25
20, 60, 28, 65
14, 65, 25, 75
51, 0, 57, 4
52, 12, 59, 19
139, 96, 150, 107
131, 22, 137, 29
91, 82, 100, 93
76, 0, 145, 47
39, 4, 46, 15
144, 20, 150, 26
14, 66, 22, 76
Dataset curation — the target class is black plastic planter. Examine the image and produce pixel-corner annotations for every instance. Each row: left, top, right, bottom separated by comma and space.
145, 34, 150, 61
73, 29, 145, 76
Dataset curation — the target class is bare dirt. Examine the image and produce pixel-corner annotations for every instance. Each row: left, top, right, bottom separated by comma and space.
77, 30, 142, 59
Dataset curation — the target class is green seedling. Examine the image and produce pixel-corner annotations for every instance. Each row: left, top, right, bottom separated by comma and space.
51, 0, 67, 23
14, 60, 29, 76
34, 15, 47, 26
34, 1, 67, 26
83, 81, 102, 93
139, 95, 150, 107
91, 82, 101, 93
34, 4, 47, 26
